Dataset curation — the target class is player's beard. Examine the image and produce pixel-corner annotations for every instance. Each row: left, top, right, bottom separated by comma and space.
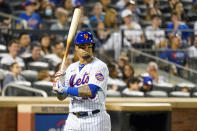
82, 54, 91, 60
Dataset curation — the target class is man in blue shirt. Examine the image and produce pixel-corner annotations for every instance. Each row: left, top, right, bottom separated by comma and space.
16, 1, 42, 29
166, 11, 191, 47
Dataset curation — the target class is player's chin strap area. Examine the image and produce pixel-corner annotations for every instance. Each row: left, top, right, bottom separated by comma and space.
72, 109, 100, 118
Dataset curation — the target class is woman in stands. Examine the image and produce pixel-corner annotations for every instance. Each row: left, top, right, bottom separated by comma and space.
122, 64, 135, 84
3, 62, 25, 87
97, 8, 118, 44
40, 34, 52, 56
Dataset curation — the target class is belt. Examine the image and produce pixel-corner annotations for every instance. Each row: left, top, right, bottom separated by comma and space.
73, 109, 100, 118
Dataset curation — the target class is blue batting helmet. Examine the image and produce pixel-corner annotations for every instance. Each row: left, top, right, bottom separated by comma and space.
74, 31, 95, 45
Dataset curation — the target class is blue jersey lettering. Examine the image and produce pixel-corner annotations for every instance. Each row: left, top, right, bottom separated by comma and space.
70, 72, 89, 86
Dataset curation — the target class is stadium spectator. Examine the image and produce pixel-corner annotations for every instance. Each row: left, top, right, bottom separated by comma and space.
76, 6, 94, 33
90, 2, 104, 28
163, 0, 180, 13
181, 86, 190, 93
18, 32, 31, 56
145, 6, 161, 22
0, 0, 12, 28
50, 7, 69, 41
40, 34, 52, 55
16, 0, 42, 29
120, 9, 145, 44
0, 40, 24, 68
146, 61, 166, 84
124, 0, 141, 23
145, 15, 168, 49
122, 63, 135, 83
39, 0, 50, 11
97, 8, 118, 43
122, 77, 141, 94
38, 70, 51, 81
143, 0, 155, 17
153, 0, 162, 16
24, 43, 42, 66
30, 0, 40, 11
46, 42, 64, 67
54, 54, 73, 72
3, 62, 25, 87
145, 1, 162, 22
62, 0, 73, 16
107, 63, 126, 91
40, 2, 55, 19
143, 0, 154, 8
173, 2, 187, 21
116, 0, 130, 9
166, 11, 191, 47
118, 53, 129, 73
188, 35, 197, 58
50, 7, 68, 30
140, 75, 153, 92
100, 0, 113, 12
160, 35, 188, 75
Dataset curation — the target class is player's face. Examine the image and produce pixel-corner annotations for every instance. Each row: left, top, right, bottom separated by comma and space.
75, 43, 93, 61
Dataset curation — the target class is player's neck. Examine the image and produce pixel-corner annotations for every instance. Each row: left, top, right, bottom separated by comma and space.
79, 57, 93, 64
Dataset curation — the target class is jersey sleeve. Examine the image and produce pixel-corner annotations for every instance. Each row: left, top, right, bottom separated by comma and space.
88, 64, 109, 91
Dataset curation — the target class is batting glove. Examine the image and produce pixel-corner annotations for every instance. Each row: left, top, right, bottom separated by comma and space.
53, 71, 69, 95
53, 71, 63, 92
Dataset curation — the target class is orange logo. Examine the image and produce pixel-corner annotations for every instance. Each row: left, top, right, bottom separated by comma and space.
84, 34, 88, 40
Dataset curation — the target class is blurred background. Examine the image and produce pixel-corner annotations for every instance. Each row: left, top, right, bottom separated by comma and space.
0, 0, 197, 98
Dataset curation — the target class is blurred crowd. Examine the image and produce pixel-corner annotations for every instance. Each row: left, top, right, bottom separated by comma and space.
0, 0, 197, 97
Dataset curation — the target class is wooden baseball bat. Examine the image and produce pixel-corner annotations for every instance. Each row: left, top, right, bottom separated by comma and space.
60, 8, 81, 72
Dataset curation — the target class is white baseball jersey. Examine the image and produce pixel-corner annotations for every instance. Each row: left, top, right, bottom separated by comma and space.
63, 57, 111, 131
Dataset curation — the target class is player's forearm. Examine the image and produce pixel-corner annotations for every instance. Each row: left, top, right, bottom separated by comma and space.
61, 84, 99, 97
78, 85, 92, 97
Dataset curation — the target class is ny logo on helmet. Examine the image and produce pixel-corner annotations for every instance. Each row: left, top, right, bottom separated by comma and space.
84, 34, 88, 40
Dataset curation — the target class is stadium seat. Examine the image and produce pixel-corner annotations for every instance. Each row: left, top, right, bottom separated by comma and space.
176, 82, 196, 91
146, 91, 168, 97
191, 92, 197, 97
153, 83, 175, 93
121, 90, 145, 97
169, 91, 190, 97
27, 61, 49, 71
43, 54, 62, 68
107, 90, 121, 97
0, 53, 9, 61
3, 81, 33, 96
0, 44, 7, 53
33, 81, 55, 96
21, 70, 38, 82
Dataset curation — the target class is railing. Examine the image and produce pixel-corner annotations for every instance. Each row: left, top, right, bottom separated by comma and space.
0, 12, 28, 29
1, 83, 48, 97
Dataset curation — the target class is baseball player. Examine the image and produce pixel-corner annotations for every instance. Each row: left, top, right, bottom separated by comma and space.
53, 31, 111, 131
